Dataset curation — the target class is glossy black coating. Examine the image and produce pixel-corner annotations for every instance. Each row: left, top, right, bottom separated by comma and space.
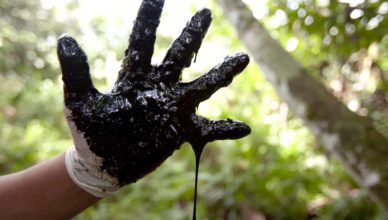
57, 0, 251, 185
159, 8, 212, 85
58, 35, 95, 101
192, 143, 204, 220
118, 0, 164, 83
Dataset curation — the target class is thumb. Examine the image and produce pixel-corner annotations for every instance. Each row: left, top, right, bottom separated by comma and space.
57, 34, 95, 102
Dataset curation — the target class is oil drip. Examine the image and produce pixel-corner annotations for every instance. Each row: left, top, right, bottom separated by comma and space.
191, 142, 205, 220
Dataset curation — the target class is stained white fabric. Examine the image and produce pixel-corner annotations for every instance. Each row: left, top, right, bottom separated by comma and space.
64, 108, 121, 198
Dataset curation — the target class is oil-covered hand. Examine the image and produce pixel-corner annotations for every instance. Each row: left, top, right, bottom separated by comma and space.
59, 0, 250, 197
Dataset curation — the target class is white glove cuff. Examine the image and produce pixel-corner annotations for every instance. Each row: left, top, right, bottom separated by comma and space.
65, 147, 121, 198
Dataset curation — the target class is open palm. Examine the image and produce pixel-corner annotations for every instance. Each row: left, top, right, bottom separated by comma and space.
58, 0, 250, 185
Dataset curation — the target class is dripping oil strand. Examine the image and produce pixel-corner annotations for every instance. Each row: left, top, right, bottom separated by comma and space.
193, 52, 198, 63
193, 151, 200, 220
193, 32, 205, 64
192, 142, 205, 220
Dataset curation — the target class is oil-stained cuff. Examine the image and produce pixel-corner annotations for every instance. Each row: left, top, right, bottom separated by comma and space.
65, 147, 121, 198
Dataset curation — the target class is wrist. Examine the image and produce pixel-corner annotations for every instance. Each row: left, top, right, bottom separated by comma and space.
65, 147, 121, 198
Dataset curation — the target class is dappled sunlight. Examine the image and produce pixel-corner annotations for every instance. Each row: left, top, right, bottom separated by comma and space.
1, 0, 387, 219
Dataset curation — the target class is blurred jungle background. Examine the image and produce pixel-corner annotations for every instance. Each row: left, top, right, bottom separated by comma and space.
1, 0, 388, 219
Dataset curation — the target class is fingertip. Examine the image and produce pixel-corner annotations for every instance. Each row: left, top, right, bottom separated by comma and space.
198, 8, 212, 20
58, 33, 72, 40
140, 0, 164, 18
57, 34, 87, 61
145, 0, 164, 7
230, 53, 250, 71
227, 120, 251, 139
191, 8, 213, 30
240, 122, 251, 137
237, 53, 250, 65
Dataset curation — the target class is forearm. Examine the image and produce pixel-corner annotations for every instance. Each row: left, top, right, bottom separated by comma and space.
0, 153, 100, 220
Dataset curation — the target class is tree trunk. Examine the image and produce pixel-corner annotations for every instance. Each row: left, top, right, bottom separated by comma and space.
218, 0, 388, 213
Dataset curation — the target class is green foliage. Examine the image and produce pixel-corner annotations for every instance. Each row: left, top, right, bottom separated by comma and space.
247, 0, 388, 127
1, 0, 387, 219
0, 0, 76, 172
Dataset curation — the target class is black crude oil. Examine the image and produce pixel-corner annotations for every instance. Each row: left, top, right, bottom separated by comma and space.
191, 142, 204, 220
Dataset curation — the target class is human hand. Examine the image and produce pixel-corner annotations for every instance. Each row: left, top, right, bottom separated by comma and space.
59, 0, 250, 197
